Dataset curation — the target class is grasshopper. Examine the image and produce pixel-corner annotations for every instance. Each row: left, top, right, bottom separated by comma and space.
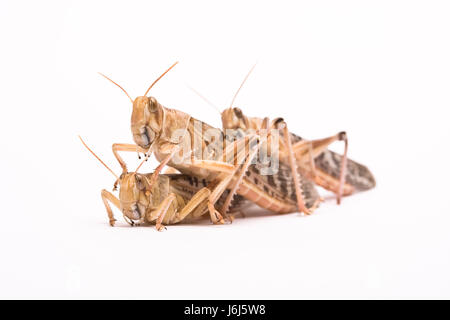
193, 65, 376, 204
221, 110, 376, 204
80, 137, 320, 230
79, 136, 251, 230
222, 107, 355, 203
99, 62, 316, 218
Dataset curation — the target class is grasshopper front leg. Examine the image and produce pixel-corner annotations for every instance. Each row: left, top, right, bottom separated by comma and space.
144, 143, 180, 187
101, 189, 120, 226
147, 193, 177, 231
112, 143, 149, 172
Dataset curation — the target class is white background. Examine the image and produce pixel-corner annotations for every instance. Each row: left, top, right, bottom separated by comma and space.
0, 0, 449, 299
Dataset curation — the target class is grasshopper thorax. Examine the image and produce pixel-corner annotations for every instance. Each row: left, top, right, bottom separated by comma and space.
131, 96, 164, 149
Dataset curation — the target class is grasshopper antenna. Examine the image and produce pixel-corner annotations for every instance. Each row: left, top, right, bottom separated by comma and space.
229, 63, 257, 109
98, 73, 134, 104
186, 84, 221, 114
78, 135, 119, 179
144, 61, 179, 97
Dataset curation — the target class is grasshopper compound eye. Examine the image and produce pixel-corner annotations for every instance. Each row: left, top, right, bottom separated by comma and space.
234, 108, 244, 119
148, 96, 159, 112
134, 175, 145, 190
131, 98, 158, 149
129, 204, 142, 220
138, 127, 152, 147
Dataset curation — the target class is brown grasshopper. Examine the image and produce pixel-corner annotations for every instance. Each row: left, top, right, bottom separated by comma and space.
193, 65, 376, 204
99, 62, 316, 218
80, 137, 320, 230
79, 136, 251, 230
221, 110, 376, 204
222, 108, 354, 203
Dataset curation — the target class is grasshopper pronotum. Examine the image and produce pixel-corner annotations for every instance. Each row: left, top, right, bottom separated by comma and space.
79, 136, 252, 230
99, 63, 317, 218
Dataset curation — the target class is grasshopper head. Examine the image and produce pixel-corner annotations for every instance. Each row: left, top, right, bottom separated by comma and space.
221, 107, 249, 130
131, 96, 164, 149
99, 62, 178, 150
221, 64, 256, 130
118, 172, 151, 222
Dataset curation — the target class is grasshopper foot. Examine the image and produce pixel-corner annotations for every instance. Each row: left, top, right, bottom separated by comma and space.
214, 217, 225, 225
214, 212, 225, 225
208, 203, 225, 225
223, 213, 235, 224
156, 224, 167, 232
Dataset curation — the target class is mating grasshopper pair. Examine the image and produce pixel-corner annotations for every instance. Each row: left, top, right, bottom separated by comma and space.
82, 62, 375, 230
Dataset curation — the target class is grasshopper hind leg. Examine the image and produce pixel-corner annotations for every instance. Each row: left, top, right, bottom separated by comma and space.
291, 131, 350, 204
277, 121, 311, 214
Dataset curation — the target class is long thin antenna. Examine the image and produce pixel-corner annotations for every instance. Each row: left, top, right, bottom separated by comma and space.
144, 61, 179, 97
78, 135, 119, 179
186, 84, 221, 114
98, 73, 134, 103
229, 63, 257, 109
